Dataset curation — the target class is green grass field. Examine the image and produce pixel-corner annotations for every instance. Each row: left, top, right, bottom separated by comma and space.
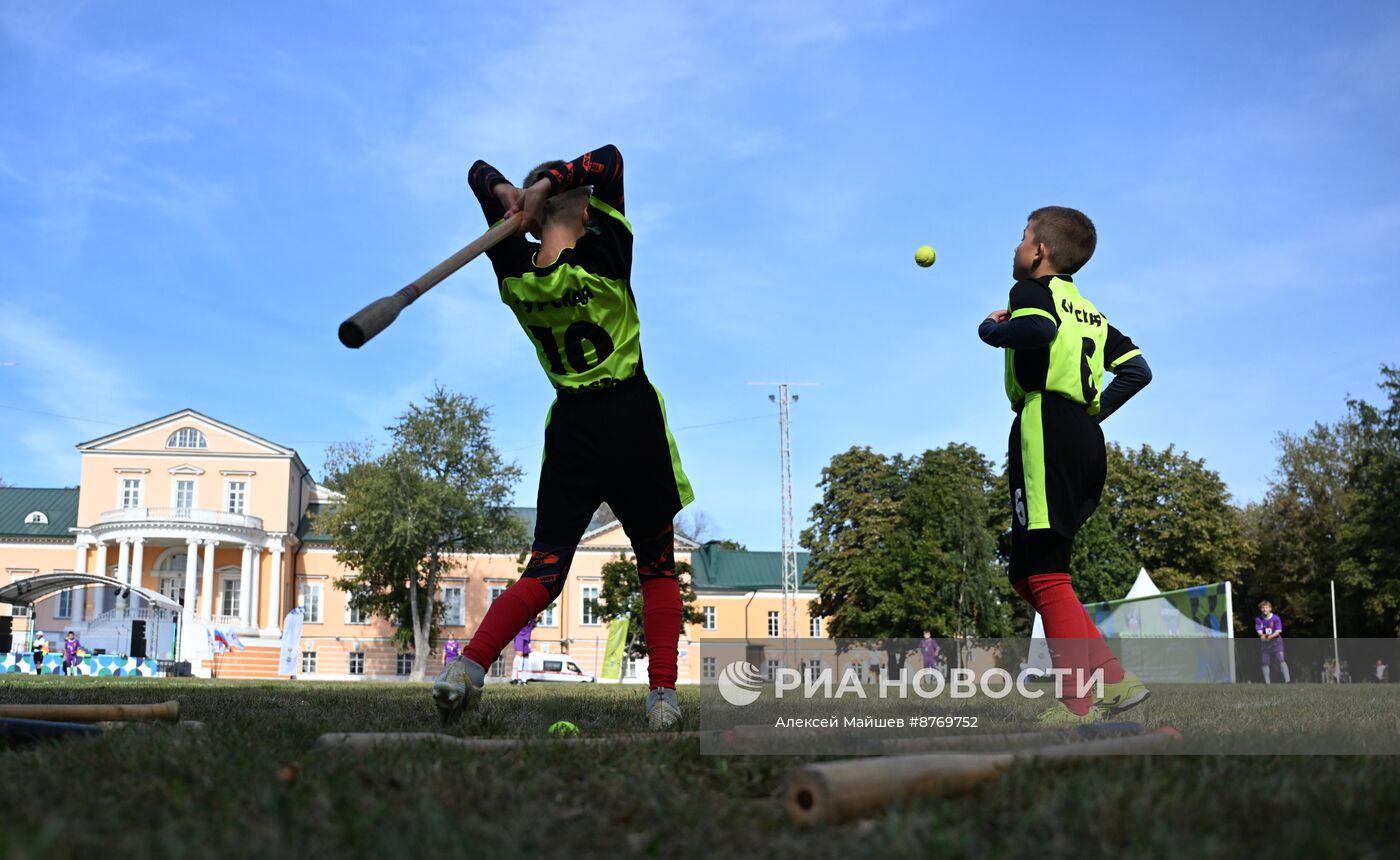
2, 678, 1399, 859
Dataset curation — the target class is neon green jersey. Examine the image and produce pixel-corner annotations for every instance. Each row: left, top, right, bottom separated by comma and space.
468, 146, 645, 393
1003, 276, 1141, 413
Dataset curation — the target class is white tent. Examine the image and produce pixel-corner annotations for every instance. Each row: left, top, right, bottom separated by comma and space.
1026, 568, 1158, 671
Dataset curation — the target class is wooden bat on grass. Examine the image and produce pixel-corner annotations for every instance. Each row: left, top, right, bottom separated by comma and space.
783, 726, 1182, 825
0, 700, 180, 723
338, 213, 523, 349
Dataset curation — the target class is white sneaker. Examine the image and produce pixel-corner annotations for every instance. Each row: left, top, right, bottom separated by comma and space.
432, 657, 485, 726
645, 687, 681, 730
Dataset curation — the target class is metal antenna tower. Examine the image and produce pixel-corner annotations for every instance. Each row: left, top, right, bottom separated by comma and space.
749, 381, 816, 666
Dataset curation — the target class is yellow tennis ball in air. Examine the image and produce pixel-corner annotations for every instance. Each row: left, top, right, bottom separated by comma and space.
548, 720, 579, 737
915, 245, 937, 268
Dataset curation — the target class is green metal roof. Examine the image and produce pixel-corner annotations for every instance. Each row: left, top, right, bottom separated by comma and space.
0, 487, 79, 538
689, 543, 812, 591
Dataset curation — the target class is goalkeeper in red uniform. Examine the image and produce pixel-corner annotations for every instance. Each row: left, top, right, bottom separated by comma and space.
433, 145, 694, 729
979, 207, 1153, 724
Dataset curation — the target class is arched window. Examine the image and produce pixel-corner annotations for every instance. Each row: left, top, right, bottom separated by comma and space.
167, 427, 208, 449
25, 511, 48, 525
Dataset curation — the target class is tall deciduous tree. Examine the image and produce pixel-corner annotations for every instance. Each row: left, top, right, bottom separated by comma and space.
1338, 366, 1400, 635
802, 445, 1014, 672
318, 388, 526, 680
598, 556, 706, 659
1106, 443, 1252, 595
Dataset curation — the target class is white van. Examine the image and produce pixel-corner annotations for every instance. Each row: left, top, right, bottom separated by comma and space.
517, 652, 596, 684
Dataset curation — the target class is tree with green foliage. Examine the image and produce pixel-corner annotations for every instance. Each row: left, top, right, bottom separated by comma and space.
802, 445, 1014, 673
318, 387, 526, 679
597, 556, 706, 660
1240, 423, 1349, 636
1105, 443, 1253, 595
1338, 365, 1400, 635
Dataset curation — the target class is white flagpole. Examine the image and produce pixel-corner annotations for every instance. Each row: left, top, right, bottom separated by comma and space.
1331, 580, 1341, 682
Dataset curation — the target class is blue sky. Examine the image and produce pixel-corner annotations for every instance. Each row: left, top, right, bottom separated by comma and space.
2, 1, 1397, 550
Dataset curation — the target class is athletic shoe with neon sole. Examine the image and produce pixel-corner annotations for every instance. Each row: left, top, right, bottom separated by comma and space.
645, 687, 682, 730
1034, 701, 1106, 726
432, 656, 485, 727
1097, 670, 1150, 716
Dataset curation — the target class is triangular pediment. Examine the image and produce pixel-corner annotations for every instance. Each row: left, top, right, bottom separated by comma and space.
77, 409, 297, 458
577, 519, 700, 551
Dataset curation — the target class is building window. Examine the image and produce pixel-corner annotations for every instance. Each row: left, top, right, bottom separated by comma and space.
702, 606, 716, 631
581, 586, 600, 626
702, 656, 717, 680
539, 602, 557, 627
160, 576, 186, 607
396, 653, 412, 676
220, 578, 241, 618
175, 480, 195, 511
167, 428, 207, 449
441, 586, 464, 626
809, 616, 822, 638
346, 602, 369, 625
121, 479, 143, 509
300, 651, 317, 674
490, 656, 507, 678
349, 652, 365, 675
56, 590, 72, 619
806, 659, 824, 680
767, 611, 779, 638
225, 480, 247, 515
300, 582, 323, 623
766, 659, 780, 680
488, 584, 507, 604
24, 511, 47, 525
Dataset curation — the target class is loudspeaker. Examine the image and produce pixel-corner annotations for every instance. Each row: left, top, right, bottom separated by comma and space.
129, 620, 147, 659
0, 616, 11, 652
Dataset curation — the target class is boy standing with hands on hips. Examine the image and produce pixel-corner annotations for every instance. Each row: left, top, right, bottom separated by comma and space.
979, 207, 1154, 724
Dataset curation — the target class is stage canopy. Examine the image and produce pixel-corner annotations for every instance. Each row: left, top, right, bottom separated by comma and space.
0, 572, 181, 613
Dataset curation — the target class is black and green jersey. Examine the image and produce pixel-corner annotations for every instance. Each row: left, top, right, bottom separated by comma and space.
1003, 275, 1140, 414
469, 145, 642, 392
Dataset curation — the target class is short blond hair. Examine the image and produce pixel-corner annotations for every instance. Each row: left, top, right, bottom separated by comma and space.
524, 161, 591, 224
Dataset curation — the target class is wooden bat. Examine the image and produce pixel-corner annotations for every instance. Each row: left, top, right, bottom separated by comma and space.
313, 730, 713, 752
338, 212, 524, 348
783, 727, 1181, 825
0, 701, 180, 723
0, 717, 102, 748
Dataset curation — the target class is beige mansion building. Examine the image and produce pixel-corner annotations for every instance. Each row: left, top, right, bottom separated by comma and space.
1, 410, 819, 681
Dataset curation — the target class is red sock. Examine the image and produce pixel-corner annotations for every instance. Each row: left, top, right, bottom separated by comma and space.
640, 578, 682, 689
1079, 604, 1125, 685
463, 578, 551, 670
1023, 573, 1098, 714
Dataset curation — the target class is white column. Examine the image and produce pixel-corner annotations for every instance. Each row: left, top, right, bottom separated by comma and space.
115, 539, 131, 590
249, 547, 262, 631
94, 541, 109, 617
130, 539, 145, 593
182, 540, 200, 623
73, 541, 87, 574
239, 544, 254, 628
72, 541, 87, 622
201, 540, 217, 621
268, 544, 284, 632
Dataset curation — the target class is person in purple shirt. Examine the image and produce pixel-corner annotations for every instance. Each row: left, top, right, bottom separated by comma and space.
62, 631, 84, 676
442, 637, 460, 667
920, 630, 941, 673
1255, 601, 1290, 684
511, 618, 536, 684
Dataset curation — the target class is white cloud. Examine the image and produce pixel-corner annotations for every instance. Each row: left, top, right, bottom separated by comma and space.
0, 305, 152, 482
